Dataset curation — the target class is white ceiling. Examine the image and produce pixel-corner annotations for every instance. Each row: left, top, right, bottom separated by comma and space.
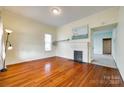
3, 6, 116, 27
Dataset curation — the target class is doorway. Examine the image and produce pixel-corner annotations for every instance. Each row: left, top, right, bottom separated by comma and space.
90, 24, 117, 68
103, 38, 112, 54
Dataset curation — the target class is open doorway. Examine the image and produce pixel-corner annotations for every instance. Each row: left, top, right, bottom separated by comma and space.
103, 38, 112, 54
90, 24, 117, 68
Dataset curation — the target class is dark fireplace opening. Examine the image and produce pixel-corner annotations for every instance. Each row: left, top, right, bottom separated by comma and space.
74, 50, 83, 62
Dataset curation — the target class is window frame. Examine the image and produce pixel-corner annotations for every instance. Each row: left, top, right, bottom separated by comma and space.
44, 33, 52, 51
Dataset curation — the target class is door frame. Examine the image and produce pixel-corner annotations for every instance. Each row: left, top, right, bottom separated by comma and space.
89, 23, 118, 63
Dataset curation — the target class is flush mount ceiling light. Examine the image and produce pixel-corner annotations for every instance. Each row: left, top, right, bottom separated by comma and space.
50, 7, 62, 16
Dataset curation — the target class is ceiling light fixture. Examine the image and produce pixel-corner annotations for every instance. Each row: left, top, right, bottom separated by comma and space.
5, 29, 13, 34
50, 7, 61, 16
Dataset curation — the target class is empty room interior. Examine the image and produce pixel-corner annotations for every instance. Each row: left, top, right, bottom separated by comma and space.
0, 6, 124, 87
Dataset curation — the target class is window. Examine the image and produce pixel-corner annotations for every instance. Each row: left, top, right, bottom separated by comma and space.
45, 34, 52, 51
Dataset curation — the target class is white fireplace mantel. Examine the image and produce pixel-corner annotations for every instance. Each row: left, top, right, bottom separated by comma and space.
69, 39, 89, 62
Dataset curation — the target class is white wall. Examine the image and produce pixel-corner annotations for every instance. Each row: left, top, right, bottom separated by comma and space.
116, 7, 124, 81
112, 28, 117, 60
0, 15, 4, 69
93, 30, 112, 54
56, 7, 119, 62
1, 10, 56, 65
0, 7, 120, 67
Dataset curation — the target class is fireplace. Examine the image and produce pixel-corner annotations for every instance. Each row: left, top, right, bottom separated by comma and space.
74, 50, 83, 62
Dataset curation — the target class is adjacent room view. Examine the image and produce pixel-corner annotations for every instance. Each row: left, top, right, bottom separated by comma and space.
91, 24, 117, 68
0, 6, 124, 87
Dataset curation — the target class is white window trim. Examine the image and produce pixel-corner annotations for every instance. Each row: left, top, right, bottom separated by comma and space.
44, 34, 52, 51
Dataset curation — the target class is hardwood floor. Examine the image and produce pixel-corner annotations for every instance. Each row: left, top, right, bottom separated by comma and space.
0, 57, 124, 87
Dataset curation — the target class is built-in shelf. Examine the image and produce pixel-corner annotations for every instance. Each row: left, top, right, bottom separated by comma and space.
54, 39, 70, 43
52, 39, 70, 45
52, 38, 89, 45
53, 38, 89, 43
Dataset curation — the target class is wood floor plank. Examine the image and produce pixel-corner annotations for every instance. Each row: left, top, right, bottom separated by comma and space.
0, 57, 123, 87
